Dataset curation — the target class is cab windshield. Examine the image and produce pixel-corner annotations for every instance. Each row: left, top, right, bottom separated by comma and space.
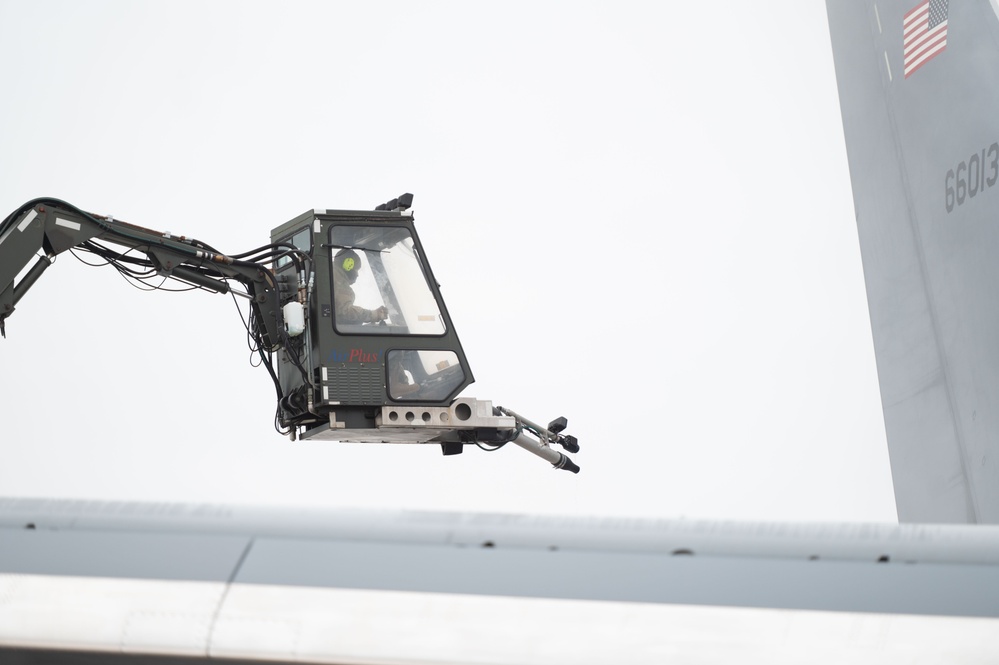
329, 225, 445, 336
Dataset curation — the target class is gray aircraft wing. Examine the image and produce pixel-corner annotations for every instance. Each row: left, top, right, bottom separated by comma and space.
1, 498, 998, 664
827, 0, 999, 523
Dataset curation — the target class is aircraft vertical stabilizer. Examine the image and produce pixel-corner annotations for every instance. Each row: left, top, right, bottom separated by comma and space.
827, 0, 999, 523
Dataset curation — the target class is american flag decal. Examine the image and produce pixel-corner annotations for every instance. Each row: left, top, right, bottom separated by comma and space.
904, 0, 949, 78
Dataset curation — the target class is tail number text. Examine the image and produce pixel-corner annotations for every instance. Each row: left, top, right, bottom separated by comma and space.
945, 143, 999, 213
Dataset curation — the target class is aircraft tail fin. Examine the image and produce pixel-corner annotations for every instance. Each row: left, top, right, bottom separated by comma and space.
826, 0, 999, 523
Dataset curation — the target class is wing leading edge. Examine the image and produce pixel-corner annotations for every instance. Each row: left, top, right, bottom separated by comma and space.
1, 499, 999, 663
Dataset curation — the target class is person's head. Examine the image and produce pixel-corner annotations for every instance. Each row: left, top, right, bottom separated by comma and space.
335, 248, 361, 284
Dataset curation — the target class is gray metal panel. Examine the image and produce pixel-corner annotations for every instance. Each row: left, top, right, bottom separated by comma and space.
1, 500, 999, 619
827, 0, 999, 523
232, 537, 999, 617
0, 528, 249, 582
322, 363, 385, 405
268, 209, 316, 245
4, 498, 999, 563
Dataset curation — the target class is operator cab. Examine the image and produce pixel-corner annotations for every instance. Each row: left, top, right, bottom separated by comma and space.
269, 195, 474, 439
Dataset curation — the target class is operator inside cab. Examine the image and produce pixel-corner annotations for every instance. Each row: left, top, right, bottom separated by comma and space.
332, 248, 388, 324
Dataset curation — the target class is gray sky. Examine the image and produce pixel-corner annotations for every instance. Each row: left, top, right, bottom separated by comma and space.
0, 1, 897, 522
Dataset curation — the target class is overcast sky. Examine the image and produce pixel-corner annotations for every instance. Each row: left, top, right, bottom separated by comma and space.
0, 1, 898, 523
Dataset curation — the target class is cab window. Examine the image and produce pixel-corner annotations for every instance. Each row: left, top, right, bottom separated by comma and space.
387, 350, 465, 401
330, 225, 445, 336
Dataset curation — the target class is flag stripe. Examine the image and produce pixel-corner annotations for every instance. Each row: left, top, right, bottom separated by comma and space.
904, 4, 929, 27
904, 26, 947, 74
905, 43, 947, 77
904, 1, 929, 20
905, 22, 947, 59
904, 18, 930, 45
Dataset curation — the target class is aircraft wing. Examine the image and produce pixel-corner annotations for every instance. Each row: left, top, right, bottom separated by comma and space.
1, 498, 998, 664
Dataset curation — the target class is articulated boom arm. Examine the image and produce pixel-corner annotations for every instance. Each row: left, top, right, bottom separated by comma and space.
1, 197, 580, 472
0, 198, 283, 343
